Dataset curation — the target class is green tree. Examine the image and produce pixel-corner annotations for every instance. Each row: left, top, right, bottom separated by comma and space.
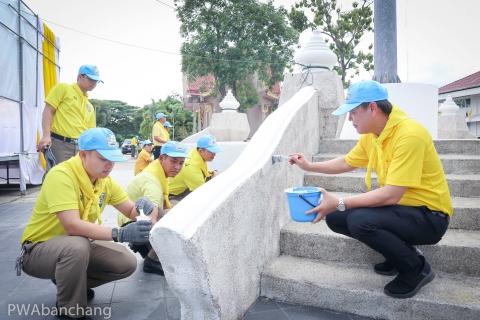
138, 93, 194, 142
91, 99, 140, 141
288, 0, 374, 87
175, 0, 299, 110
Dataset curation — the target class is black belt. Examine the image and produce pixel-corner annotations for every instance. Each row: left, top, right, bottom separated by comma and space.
430, 210, 450, 221
51, 132, 78, 144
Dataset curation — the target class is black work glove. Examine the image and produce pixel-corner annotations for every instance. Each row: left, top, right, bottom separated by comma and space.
135, 197, 155, 215
118, 220, 152, 243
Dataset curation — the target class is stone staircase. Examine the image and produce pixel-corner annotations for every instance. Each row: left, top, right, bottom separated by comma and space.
260, 139, 480, 319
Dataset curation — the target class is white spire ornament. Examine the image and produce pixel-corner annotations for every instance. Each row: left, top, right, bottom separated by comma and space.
219, 90, 240, 112
438, 95, 460, 116
294, 30, 338, 72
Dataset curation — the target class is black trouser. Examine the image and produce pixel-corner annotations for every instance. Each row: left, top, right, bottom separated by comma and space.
153, 146, 162, 160
325, 205, 449, 274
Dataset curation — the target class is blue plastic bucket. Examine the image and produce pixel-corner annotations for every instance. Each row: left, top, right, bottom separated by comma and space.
285, 187, 321, 222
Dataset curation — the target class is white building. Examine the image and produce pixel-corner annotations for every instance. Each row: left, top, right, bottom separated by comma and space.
438, 71, 480, 138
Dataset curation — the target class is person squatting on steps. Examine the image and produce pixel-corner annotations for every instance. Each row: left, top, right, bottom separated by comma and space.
118, 141, 190, 276
17, 128, 157, 320
290, 80, 452, 299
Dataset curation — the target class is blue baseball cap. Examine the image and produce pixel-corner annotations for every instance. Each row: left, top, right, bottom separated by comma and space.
78, 64, 104, 83
160, 141, 190, 158
331, 80, 388, 116
156, 113, 166, 120
142, 139, 153, 147
78, 128, 127, 162
197, 135, 224, 153
164, 121, 173, 128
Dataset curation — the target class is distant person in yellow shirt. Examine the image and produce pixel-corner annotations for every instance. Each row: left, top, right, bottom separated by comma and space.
152, 113, 168, 160
134, 139, 154, 175
118, 141, 189, 275
19, 127, 156, 319
163, 121, 173, 140
37, 64, 103, 164
169, 135, 224, 204
130, 136, 138, 158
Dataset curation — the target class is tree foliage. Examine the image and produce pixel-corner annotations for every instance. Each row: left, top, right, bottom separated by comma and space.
288, 0, 374, 87
175, 0, 299, 108
138, 93, 194, 142
91, 99, 140, 142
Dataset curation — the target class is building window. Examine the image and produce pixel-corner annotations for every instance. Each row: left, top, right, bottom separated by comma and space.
453, 98, 470, 108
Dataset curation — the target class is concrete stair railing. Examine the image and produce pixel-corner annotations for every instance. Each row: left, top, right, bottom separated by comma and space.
261, 138, 480, 319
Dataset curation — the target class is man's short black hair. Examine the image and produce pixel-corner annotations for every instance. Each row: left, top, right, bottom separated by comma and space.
360, 100, 392, 115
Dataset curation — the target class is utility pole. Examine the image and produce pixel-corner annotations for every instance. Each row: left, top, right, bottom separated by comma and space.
372, 0, 401, 83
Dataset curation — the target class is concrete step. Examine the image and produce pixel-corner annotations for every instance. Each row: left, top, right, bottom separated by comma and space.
312, 192, 480, 231
319, 139, 480, 156
313, 153, 480, 175
261, 255, 480, 320
304, 171, 480, 198
280, 220, 480, 277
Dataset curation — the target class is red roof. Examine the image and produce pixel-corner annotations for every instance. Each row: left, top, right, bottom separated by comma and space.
439, 71, 480, 94
187, 75, 215, 95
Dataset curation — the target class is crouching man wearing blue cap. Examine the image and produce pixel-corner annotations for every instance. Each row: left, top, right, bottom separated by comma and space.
19, 128, 156, 319
169, 134, 224, 205
289, 80, 451, 299
118, 141, 190, 275
38, 65, 104, 164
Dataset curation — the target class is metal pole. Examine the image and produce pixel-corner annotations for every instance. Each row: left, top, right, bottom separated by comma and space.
18, 0, 24, 152
373, 0, 401, 83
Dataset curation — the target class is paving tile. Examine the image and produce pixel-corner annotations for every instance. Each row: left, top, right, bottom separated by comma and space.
0, 262, 29, 293
164, 281, 176, 298
0, 312, 47, 319
88, 283, 115, 306
116, 264, 165, 284
282, 306, 353, 320
109, 300, 167, 320
44, 303, 112, 320
246, 297, 281, 313
0, 251, 20, 261
112, 280, 165, 303
243, 309, 291, 320
165, 298, 181, 320
0, 287, 56, 315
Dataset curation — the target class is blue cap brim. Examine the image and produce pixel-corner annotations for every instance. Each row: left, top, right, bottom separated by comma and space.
86, 74, 104, 83
164, 152, 190, 158
206, 145, 224, 153
331, 102, 360, 116
97, 149, 128, 162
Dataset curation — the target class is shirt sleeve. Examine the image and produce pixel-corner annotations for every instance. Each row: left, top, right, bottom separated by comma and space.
107, 179, 129, 206
183, 165, 206, 191
344, 136, 370, 168
44, 169, 79, 214
87, 101, 96, 128
45, 83, 67, 110
152, 125, 160, 138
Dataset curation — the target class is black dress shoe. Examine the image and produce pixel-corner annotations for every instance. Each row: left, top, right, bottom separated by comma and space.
384, 256, 435, 298
51, 279, 95, 299
143, 256, 164, 276
128, 243, 150, 259
374, 245, 423, 276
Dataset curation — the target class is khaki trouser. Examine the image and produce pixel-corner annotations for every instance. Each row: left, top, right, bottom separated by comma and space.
22, 236, 136, 318
50, 137, 79, 164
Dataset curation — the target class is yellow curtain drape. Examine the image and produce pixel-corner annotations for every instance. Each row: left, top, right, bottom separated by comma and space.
38, 23, 58, 170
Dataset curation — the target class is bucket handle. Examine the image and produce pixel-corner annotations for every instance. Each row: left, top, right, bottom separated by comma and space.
299, 194, 318, 208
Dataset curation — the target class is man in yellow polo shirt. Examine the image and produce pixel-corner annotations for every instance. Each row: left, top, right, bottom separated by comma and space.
19, 128, 156, 319
169, 135, 223, 204
130, 135, 138, 158
134, 139, 154, 176
38, 64, 102, 164
290, 80, 451, 299
151, 112, 169, 160
118, 141, 189, 275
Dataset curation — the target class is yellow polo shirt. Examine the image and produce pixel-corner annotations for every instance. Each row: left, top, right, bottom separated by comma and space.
152, 122, 167, 147
169, 149, 209, 195
21, 159, 128, 244
117, 171, 164, 226
345, 118, 452, 216
134, 149, 153, 175
45, 82, 96, 139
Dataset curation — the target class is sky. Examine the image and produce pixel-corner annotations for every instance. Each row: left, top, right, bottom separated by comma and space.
21, 0, 480, 108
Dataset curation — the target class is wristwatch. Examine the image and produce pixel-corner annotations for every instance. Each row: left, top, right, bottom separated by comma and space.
112, 227, 119, 242
337, 198, 347, 211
